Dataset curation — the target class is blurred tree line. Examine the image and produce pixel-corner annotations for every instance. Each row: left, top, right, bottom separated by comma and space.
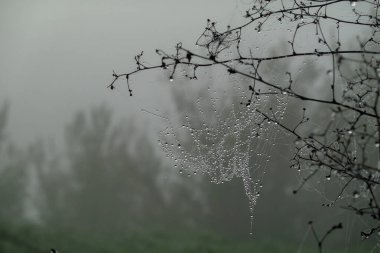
0, 81, 375, 252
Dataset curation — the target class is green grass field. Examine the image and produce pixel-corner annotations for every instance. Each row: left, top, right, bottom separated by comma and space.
0, 222, 375, 253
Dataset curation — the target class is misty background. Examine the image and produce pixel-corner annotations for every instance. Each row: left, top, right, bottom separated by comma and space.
0, 0, 377, 252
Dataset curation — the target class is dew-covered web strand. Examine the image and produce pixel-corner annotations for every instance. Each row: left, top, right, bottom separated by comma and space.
245, 92, 288, 235
247, 94, 288, 234
296, 225, 311, 253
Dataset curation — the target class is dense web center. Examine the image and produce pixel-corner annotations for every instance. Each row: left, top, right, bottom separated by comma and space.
159, 89, 288, 235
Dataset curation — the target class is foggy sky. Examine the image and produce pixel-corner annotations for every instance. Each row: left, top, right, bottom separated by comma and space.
0, 0, 243, 146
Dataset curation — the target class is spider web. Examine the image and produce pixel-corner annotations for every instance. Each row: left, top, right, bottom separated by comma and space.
158, 87, 288, 235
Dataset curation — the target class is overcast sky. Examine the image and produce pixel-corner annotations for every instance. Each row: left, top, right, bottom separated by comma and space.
0, 0, 248, 146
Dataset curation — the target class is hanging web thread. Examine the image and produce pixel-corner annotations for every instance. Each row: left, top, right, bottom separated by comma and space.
159, 89, 288, 235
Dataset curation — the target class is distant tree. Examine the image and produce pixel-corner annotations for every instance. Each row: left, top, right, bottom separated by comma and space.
108, 0, 380, 248
56, 105, 163, 231
0, 103, 26, 221
34, 105, 208, 233
0, 103, 41, 252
